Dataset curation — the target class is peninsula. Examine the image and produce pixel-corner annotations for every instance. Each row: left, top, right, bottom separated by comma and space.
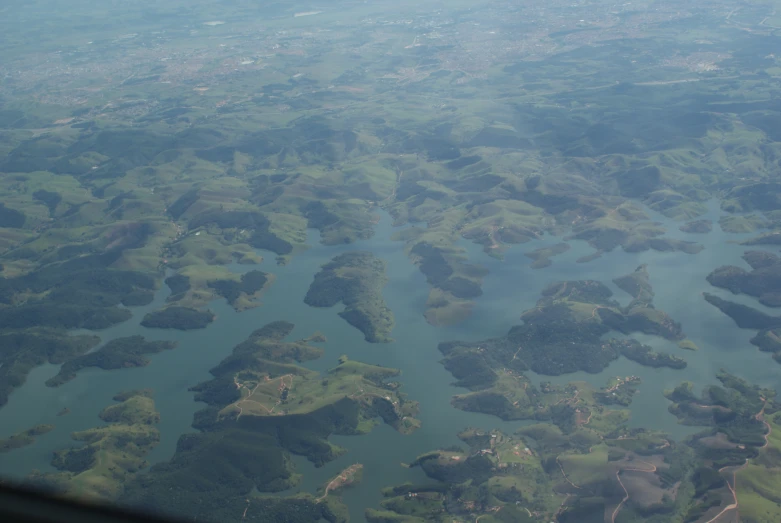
305, 251, 394, 342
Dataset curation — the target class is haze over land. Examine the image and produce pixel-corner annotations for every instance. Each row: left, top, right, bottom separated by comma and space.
2, 0, 781, 522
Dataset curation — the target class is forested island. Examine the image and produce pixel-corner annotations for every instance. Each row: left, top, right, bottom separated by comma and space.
46, 336, 177, 387
704, 250, 781, 364
305, 252, 395, 342
610, 338, 687, 369
208, 269, 270, 311
399, 236, 486, 326
0, 330, 100, 407
524, 242, 570, 269
439, 274, 685, 393
0, 424, 54, 453
140, 307, 215, 330
751, 328, 781, 363
707, 251, 781, 307
703, 293, 781, 330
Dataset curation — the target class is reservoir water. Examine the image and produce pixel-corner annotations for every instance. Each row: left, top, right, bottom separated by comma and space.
0, 201, 779, 522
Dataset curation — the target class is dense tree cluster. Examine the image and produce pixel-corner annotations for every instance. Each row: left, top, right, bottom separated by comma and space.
305, 251, 394, 342
0, 424, 54, 453
707, 252, 781, 307
0, 330, 99, 406
704, 292, 781, 330
208, 270, 268, 305
140, 307, 215, 330
46, 336, 177, 387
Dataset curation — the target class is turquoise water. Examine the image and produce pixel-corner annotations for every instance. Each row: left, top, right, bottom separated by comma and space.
0, 201, 778, 521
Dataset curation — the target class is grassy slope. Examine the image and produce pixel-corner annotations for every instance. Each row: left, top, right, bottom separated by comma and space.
36, 391, 160, 501
736, 416, 781, 523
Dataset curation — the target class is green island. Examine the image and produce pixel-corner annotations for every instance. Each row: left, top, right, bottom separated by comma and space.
305, 252, 395, 343
617, 339, 687, 370
524, 243, 571, 269
679, 220, 713, 234
435, 272, 686, 428
45, 336, 178, 387
703, 293, 781, 331
707, 251, 781, 308
207, 269, 272, 312
113, 321, 418, 522
28, 390, 161, 501
703, 292, 781, 362
439, 272, 685, 389
0, 330, 100, 407
0, 424, 54, 453
750, 329, 781, 363
318, 463, 364, 501
140, 306, 215, 330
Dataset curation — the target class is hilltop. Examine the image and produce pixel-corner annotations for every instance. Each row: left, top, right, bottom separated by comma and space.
46, 336, 177, 387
